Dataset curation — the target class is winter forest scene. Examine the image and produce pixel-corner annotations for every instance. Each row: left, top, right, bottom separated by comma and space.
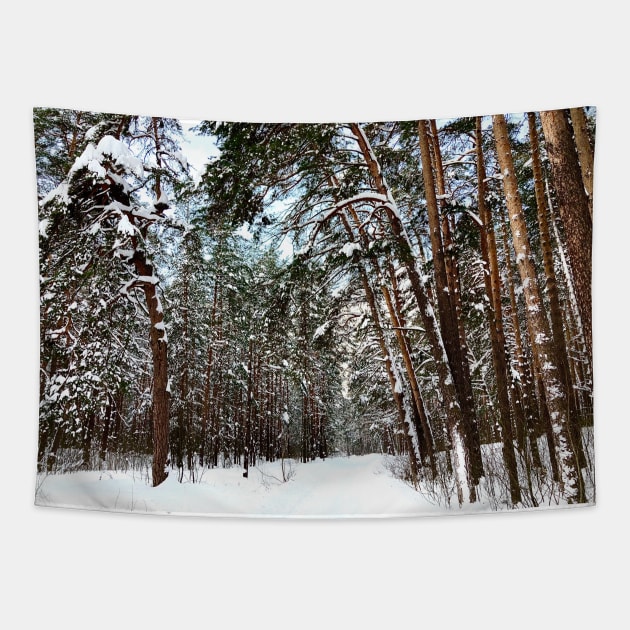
34, 106, 595, 516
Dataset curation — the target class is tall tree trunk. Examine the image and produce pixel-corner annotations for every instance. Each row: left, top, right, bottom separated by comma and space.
492, 114, 583, 503
528, 112, 586, 471
498, 209, 545, 475
338, 210, 423, 480
244, 339, 253, 477
108, 202, 170, 486
540, 109, 593, 364
135, 250, 170, 487
475, 117, 522, 504
99, 395, 113, 464
381, 275, 436, 472
342, 193, 434, 472
108, 117, 172, 487
569, 107, 594, 218
176, 272, 190, 480
349, 122, 476, 504
429, 120, 470, 357
386, 256, 436, 472
46, 424, 64, 472
81, 409, 96, 469
547, 191, 591, 396
67, 112, 82, 162
418, 119, 484, 490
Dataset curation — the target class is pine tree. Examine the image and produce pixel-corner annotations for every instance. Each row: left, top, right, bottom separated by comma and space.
540, 109, 593, 364
475, 117, 522, 504
492, 113, 583, 503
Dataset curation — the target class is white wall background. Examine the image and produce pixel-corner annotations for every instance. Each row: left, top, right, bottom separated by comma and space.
1, 2, 626, 628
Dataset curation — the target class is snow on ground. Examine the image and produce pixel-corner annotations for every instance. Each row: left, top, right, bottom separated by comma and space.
35, 453, 589, 518
34, 454, 469, 518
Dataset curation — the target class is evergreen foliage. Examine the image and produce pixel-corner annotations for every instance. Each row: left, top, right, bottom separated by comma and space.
35, 107, 595, 508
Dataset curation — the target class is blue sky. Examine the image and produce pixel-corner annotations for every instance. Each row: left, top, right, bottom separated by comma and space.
180, 120, 220, 183
179, 120, 294, 259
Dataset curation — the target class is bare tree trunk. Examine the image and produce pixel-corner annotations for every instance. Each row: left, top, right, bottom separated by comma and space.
381, 274, 436, 472
475, 117, 521, 504
498, 210, 545, 474
540, 109, 593, 364
547, 193, 592, 399
46, 425, 64, 472
107, 117, 173, 487
429, 120, 470, 358
528, 113, 586, 470
349, 122, 476, 504
386, 256, 436, 472
200, 282, 219, 467
337, 209, 423, 480
418, 119, 483, 492
99, 395, 113, 464
569, 107, 594, 218
81, 410, 96, 469
135, 251, 170, 486
493, 114, 583, 503
243, 339, 253, 477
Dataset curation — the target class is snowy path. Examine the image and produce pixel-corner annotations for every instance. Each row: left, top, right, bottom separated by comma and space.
35, 454, 448, 518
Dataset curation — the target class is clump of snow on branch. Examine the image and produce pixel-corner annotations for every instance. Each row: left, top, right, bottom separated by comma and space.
340, 242, 361, 258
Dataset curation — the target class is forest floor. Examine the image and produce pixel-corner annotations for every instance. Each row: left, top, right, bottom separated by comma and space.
34, 453, 483, 518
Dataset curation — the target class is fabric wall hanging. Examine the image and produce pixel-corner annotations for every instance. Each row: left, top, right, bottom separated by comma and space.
34, 106, 595, 517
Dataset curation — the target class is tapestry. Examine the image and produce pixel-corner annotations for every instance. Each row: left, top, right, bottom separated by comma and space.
34, 107, 595, 516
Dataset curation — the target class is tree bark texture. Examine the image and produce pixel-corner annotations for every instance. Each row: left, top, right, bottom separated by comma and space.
493, 114, 583, 503
540, 109, 593, 364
